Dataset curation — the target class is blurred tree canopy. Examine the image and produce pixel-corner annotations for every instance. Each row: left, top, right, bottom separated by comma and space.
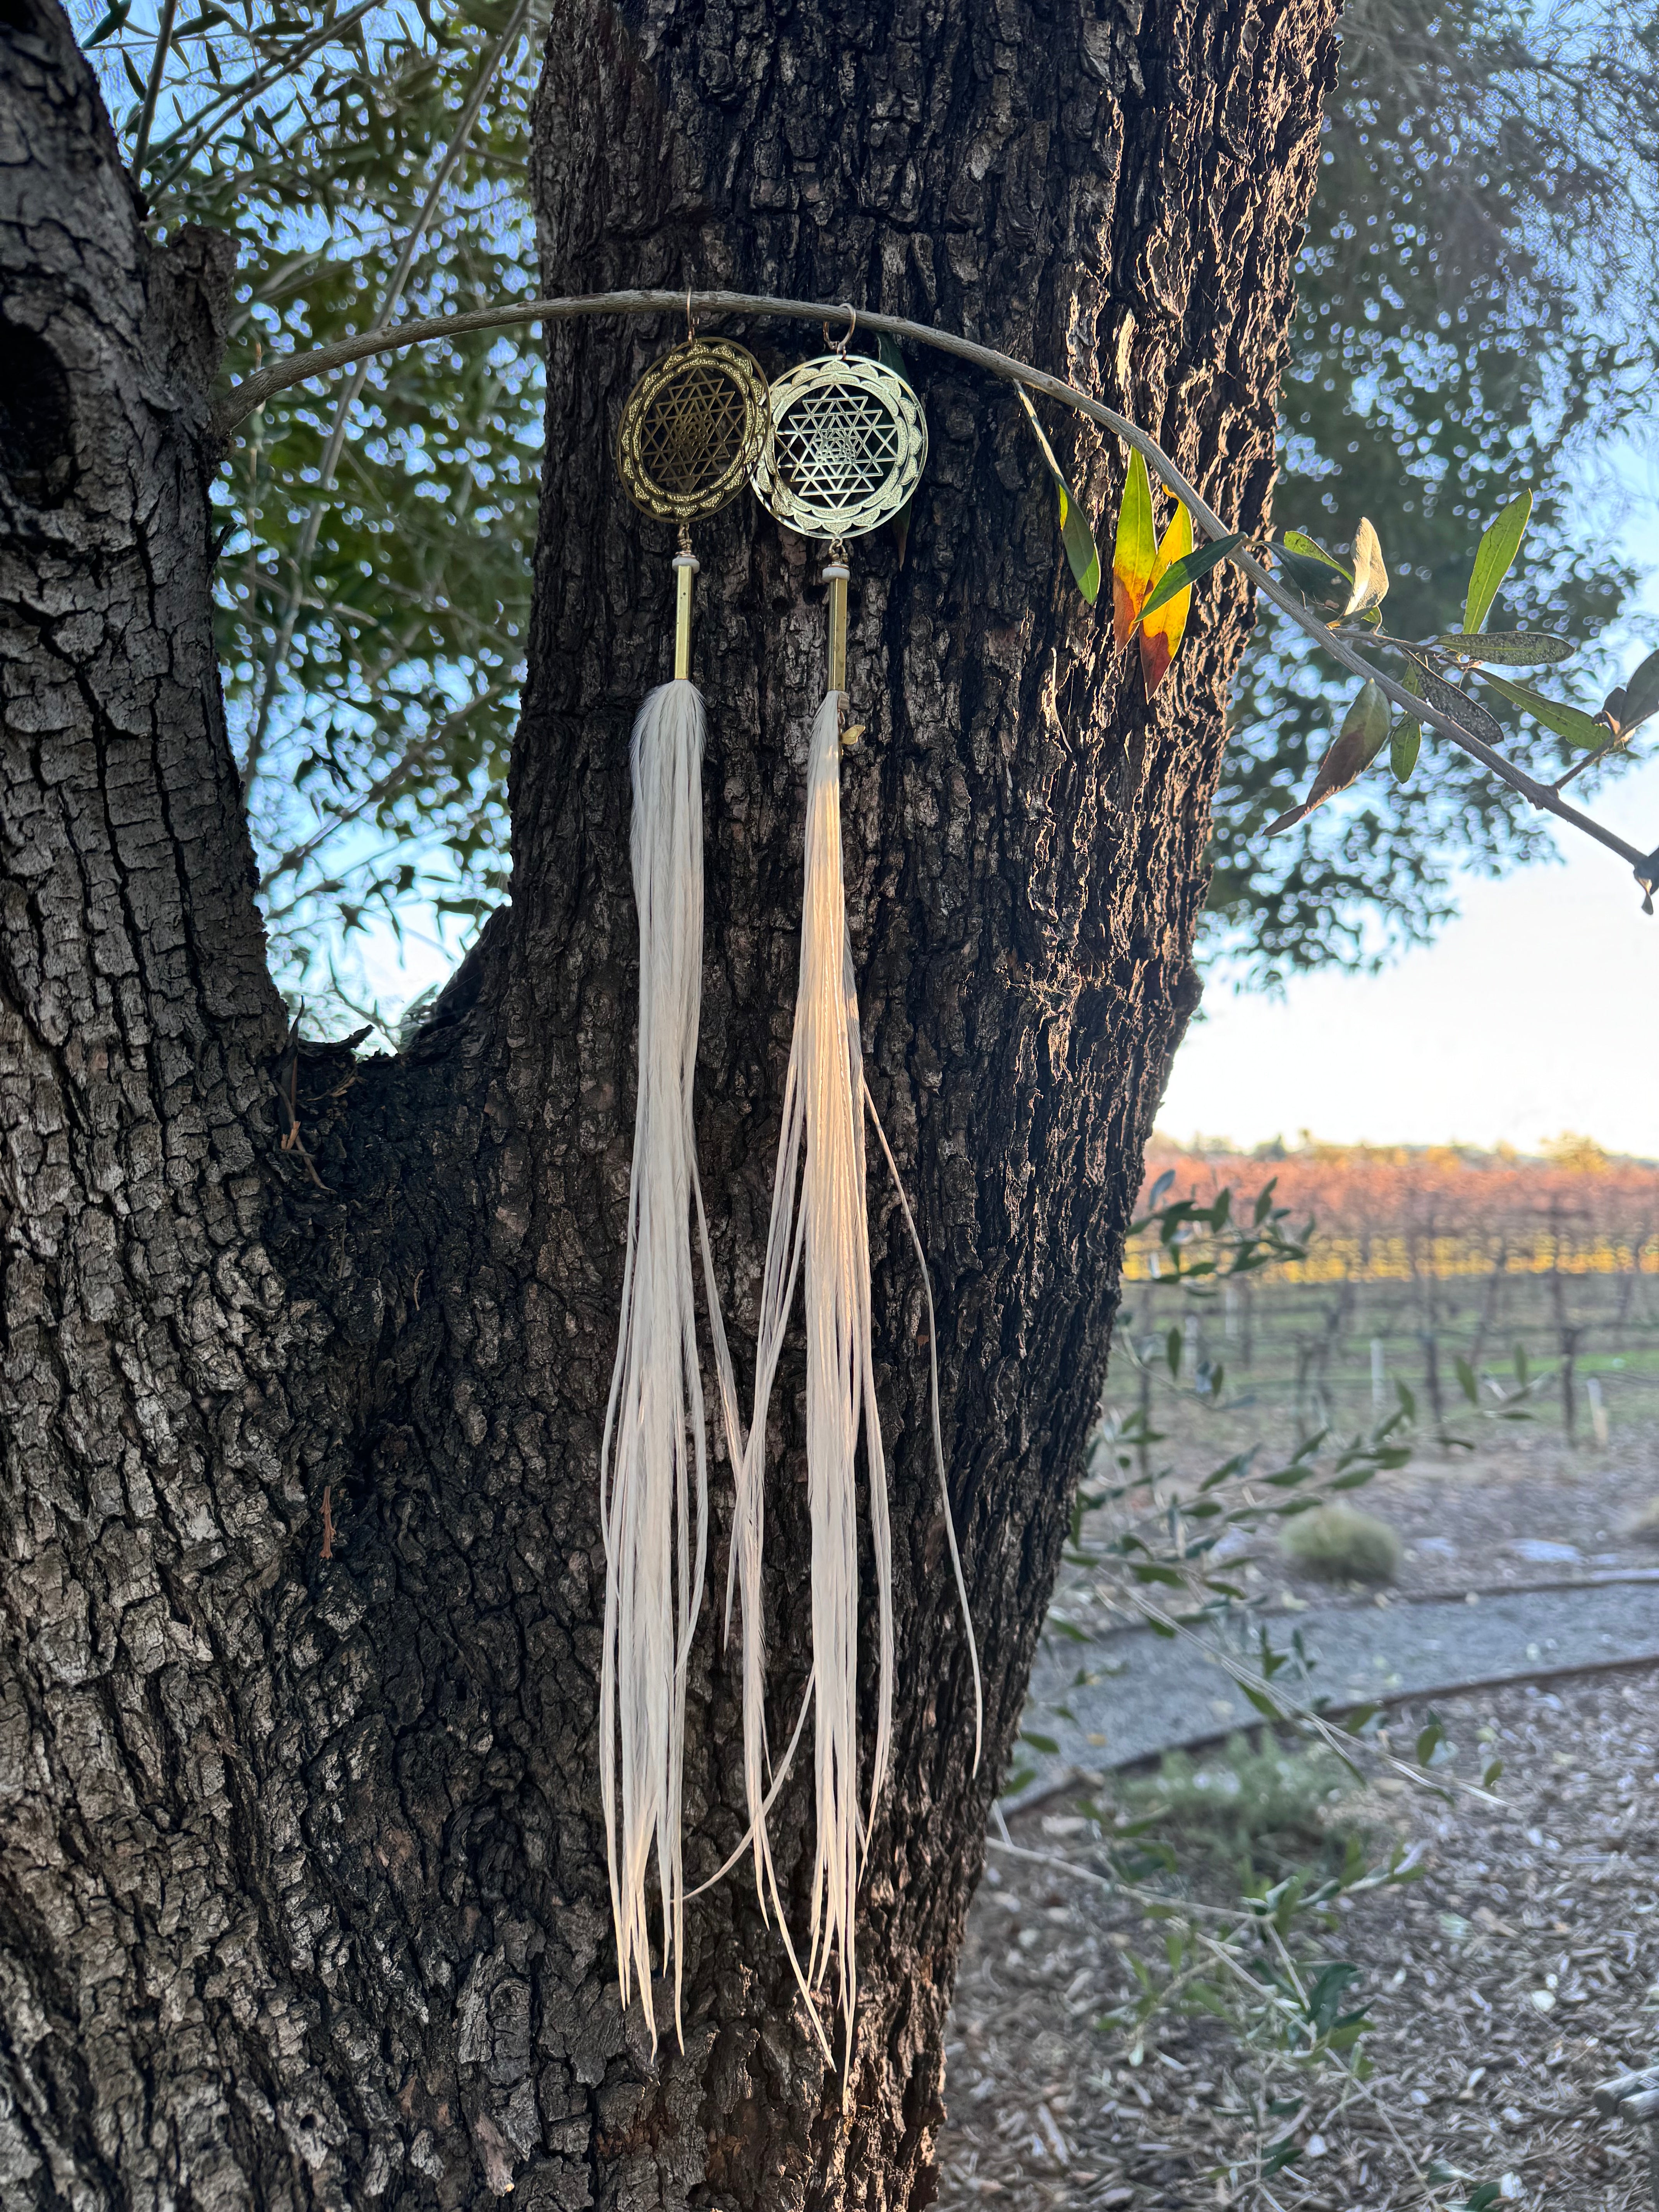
1213, 0, 1659, 983
76, 0, 1659, 1020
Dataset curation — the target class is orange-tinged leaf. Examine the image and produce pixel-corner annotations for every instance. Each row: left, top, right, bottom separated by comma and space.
1139, 502, 1193, 696
1113, 447, 1157, 648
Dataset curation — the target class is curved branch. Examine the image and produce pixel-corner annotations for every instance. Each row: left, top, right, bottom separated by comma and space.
211, 286, 1655, 881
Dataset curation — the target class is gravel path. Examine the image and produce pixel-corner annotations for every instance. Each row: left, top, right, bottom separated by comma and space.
1013, 1577, 1659, 1794
942, 1666, 1659, 2209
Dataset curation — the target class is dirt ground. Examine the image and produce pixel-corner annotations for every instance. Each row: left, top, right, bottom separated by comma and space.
937, 1665, 1659, 2211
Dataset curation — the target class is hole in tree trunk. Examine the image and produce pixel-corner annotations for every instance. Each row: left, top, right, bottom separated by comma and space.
0, 318, 76, 507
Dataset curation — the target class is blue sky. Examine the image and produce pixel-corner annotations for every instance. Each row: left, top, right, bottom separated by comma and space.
1162, 497, 1659, 1158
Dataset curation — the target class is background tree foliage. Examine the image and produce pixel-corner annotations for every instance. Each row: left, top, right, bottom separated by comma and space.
1214, 0, 1659, 982
77, 0, 1659, 1020
81, 0, 545, 1025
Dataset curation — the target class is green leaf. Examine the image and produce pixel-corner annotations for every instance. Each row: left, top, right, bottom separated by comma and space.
1482, 1758, 1504, 1788
1461, 489, 1532, 634
1390, 719, 1420, 782
1477, 670, 1609, 751
1282, 529, 1351, 577
1406, 659, 1508, 749
85, 0, 132, 41
1435, 630, 1573, 666
1013, 386, 1099, 603
1455, 1355, 1479, 1405
1020, 1731, 1061, 1756
1351, 676, 1392, 764
1600, 646, 1659, 740
1139, 533, 1246, 620
1306, 1960, 1362, 2032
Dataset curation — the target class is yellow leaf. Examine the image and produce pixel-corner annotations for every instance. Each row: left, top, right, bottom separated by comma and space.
1139, 502, 1193, 696
1113, 447, 1157, 648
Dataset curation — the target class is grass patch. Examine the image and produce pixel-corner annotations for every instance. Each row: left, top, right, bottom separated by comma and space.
1116, 1735, 1362, 1866
1281, 1502, 1402, 1583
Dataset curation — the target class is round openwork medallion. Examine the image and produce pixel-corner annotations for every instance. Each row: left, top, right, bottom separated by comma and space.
616, 338, 772, 523
750, 354, 927, 541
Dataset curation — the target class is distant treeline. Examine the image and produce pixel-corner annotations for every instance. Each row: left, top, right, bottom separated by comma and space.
1135, 1136, 1659, 1282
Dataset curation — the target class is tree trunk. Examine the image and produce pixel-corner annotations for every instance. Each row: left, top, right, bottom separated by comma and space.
0, 1, 1334, 2206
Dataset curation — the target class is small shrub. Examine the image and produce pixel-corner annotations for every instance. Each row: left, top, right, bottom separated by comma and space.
1118, 1736, 1360, 1857
1281, 1503, 1402, 1583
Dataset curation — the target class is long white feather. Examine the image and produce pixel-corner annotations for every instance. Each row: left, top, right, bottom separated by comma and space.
599, 677, 744, 2050
730, 690, 892, 2066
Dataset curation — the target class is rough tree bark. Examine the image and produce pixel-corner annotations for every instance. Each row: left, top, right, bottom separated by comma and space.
0, 0, 1336, 2205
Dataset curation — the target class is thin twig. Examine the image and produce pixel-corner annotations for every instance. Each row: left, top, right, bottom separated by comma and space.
209, 288, 1654, 882
256, 678, 510, 891
983, 1832, 1240, 1919
130, 0, 180, 175
144, 0, 380, 193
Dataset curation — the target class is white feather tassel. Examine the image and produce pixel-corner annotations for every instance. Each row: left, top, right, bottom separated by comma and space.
599, 677, 743, 2050
730, 689, 892, 2064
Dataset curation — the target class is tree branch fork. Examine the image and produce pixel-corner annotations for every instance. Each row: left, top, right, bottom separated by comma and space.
213, 286, 1657, 891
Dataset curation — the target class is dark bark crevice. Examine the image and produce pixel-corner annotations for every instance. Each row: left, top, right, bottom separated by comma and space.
1, 0, 1335, 2206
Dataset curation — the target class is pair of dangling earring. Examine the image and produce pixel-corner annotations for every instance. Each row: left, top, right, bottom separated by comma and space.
597, 318, 980, 2071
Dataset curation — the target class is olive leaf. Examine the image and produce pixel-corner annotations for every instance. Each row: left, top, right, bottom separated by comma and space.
1113, 446, 1158, 646
1599, 647, 1659, 741
1460, 489, 1532, 635
1391, 662, 1422, 783
1139, 533, 1246, 622
1267, 678, 1391, 834
1434, 631, 1573, 666
1340, 516, 1388, 618
1403, 658, 1508, 750
1476, 671, 1609, 751
1274, 530, 1354, 617
1140, 501, 1194, 696
1015, 385, 1100, 603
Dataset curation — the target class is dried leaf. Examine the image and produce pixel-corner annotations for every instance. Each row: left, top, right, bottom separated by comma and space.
1267, 678, 1391, 833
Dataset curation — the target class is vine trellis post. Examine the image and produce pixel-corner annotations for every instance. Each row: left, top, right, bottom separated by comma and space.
212, 287, 1659, 891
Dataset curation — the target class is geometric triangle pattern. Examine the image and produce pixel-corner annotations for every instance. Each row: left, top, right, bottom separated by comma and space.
618, 338, 772, 524
751, 354, 927, 542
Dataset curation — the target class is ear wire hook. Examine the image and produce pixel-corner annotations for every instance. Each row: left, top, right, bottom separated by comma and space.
686, 285, 697, 343
823, 303, 857, 358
